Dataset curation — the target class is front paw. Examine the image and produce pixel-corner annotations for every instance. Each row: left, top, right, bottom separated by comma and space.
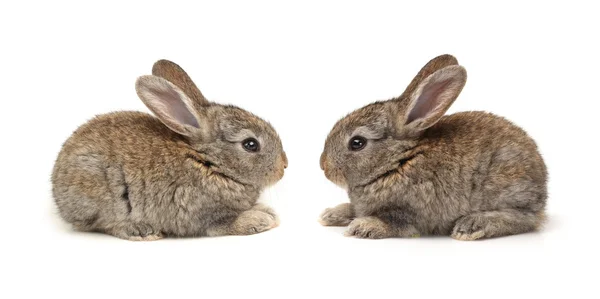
231, 210, 278, 235
345, 217, 394, 239
251, 203, 280, 226
319, 203, 354, 226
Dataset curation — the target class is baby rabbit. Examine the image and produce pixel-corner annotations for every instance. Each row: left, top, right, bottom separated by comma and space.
319, 54, 547, 240
52, 60, 287, 240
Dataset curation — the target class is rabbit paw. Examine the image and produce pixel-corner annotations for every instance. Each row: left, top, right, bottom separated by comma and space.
396, 224, 421, 238
111, 223, 164, 241
251, 203, 280, 226
345, 217, 393, 239
451, 215, 486, 241
319, 203, 354, 226
231, 210, 278, 235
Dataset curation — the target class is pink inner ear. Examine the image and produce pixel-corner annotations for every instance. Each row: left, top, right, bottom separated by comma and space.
157, 88, 199, 128
406, 79, 453, 124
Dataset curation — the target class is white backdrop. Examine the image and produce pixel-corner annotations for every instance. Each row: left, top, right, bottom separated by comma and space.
1, 1, 598, 298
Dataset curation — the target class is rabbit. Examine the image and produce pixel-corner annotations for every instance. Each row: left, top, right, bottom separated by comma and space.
52, 59, 287, 241
318, 54, 547, 240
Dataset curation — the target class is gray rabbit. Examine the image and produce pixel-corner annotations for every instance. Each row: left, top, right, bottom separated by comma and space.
319, 54, 547, 240
52, 60, 287, 240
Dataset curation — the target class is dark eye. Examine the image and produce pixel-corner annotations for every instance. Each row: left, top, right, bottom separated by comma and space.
349, 136, 367, 151
242, 138, 260, 152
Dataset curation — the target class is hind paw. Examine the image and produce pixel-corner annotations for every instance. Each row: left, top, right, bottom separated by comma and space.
451, 216, 486, 241
111, 223, 164, 241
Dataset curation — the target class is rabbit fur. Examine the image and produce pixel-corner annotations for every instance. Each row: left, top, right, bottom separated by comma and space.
52, 60, 287, 241
319, 54, 547, 240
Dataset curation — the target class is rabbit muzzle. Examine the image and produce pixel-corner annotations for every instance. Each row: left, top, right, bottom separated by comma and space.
320, 152, 347, 188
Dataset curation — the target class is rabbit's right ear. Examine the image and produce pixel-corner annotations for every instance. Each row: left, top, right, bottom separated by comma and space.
152, 59, 210, 107
136, 75, 206, 137
401, 65, 467, 132
398, 54, 459, 99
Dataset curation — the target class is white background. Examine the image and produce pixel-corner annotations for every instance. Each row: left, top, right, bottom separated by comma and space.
1, 1, 598, 298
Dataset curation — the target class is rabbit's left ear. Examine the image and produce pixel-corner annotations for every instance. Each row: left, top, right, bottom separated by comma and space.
399, 54, 459, 99
402, 65, 467, 131
152, 59, 210, 108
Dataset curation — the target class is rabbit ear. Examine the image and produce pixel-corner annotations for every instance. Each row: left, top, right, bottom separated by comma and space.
135, 75, 206, 137
403, 65, 467, 131
398, 54, 459, 100
152, 59, 210, 107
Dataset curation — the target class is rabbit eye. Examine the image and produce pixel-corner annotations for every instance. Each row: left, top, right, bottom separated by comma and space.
349, 136, 367, 151
242, 138, 260, 152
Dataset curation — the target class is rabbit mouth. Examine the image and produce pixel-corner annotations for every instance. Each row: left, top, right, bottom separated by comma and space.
323, 166, 348, 189
266, 168, 285, 187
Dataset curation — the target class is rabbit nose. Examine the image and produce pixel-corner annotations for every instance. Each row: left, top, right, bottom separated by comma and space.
320, 152, 326, 170
282, 152, 288, 169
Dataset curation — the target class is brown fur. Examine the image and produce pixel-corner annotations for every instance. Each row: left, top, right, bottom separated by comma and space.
52, 60, 286, 240
319, 54, 547, 240
152, 59, 209, 108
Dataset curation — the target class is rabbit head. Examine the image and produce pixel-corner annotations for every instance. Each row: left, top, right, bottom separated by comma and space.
137, 60, 288, 188
320, 55, 466, 188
